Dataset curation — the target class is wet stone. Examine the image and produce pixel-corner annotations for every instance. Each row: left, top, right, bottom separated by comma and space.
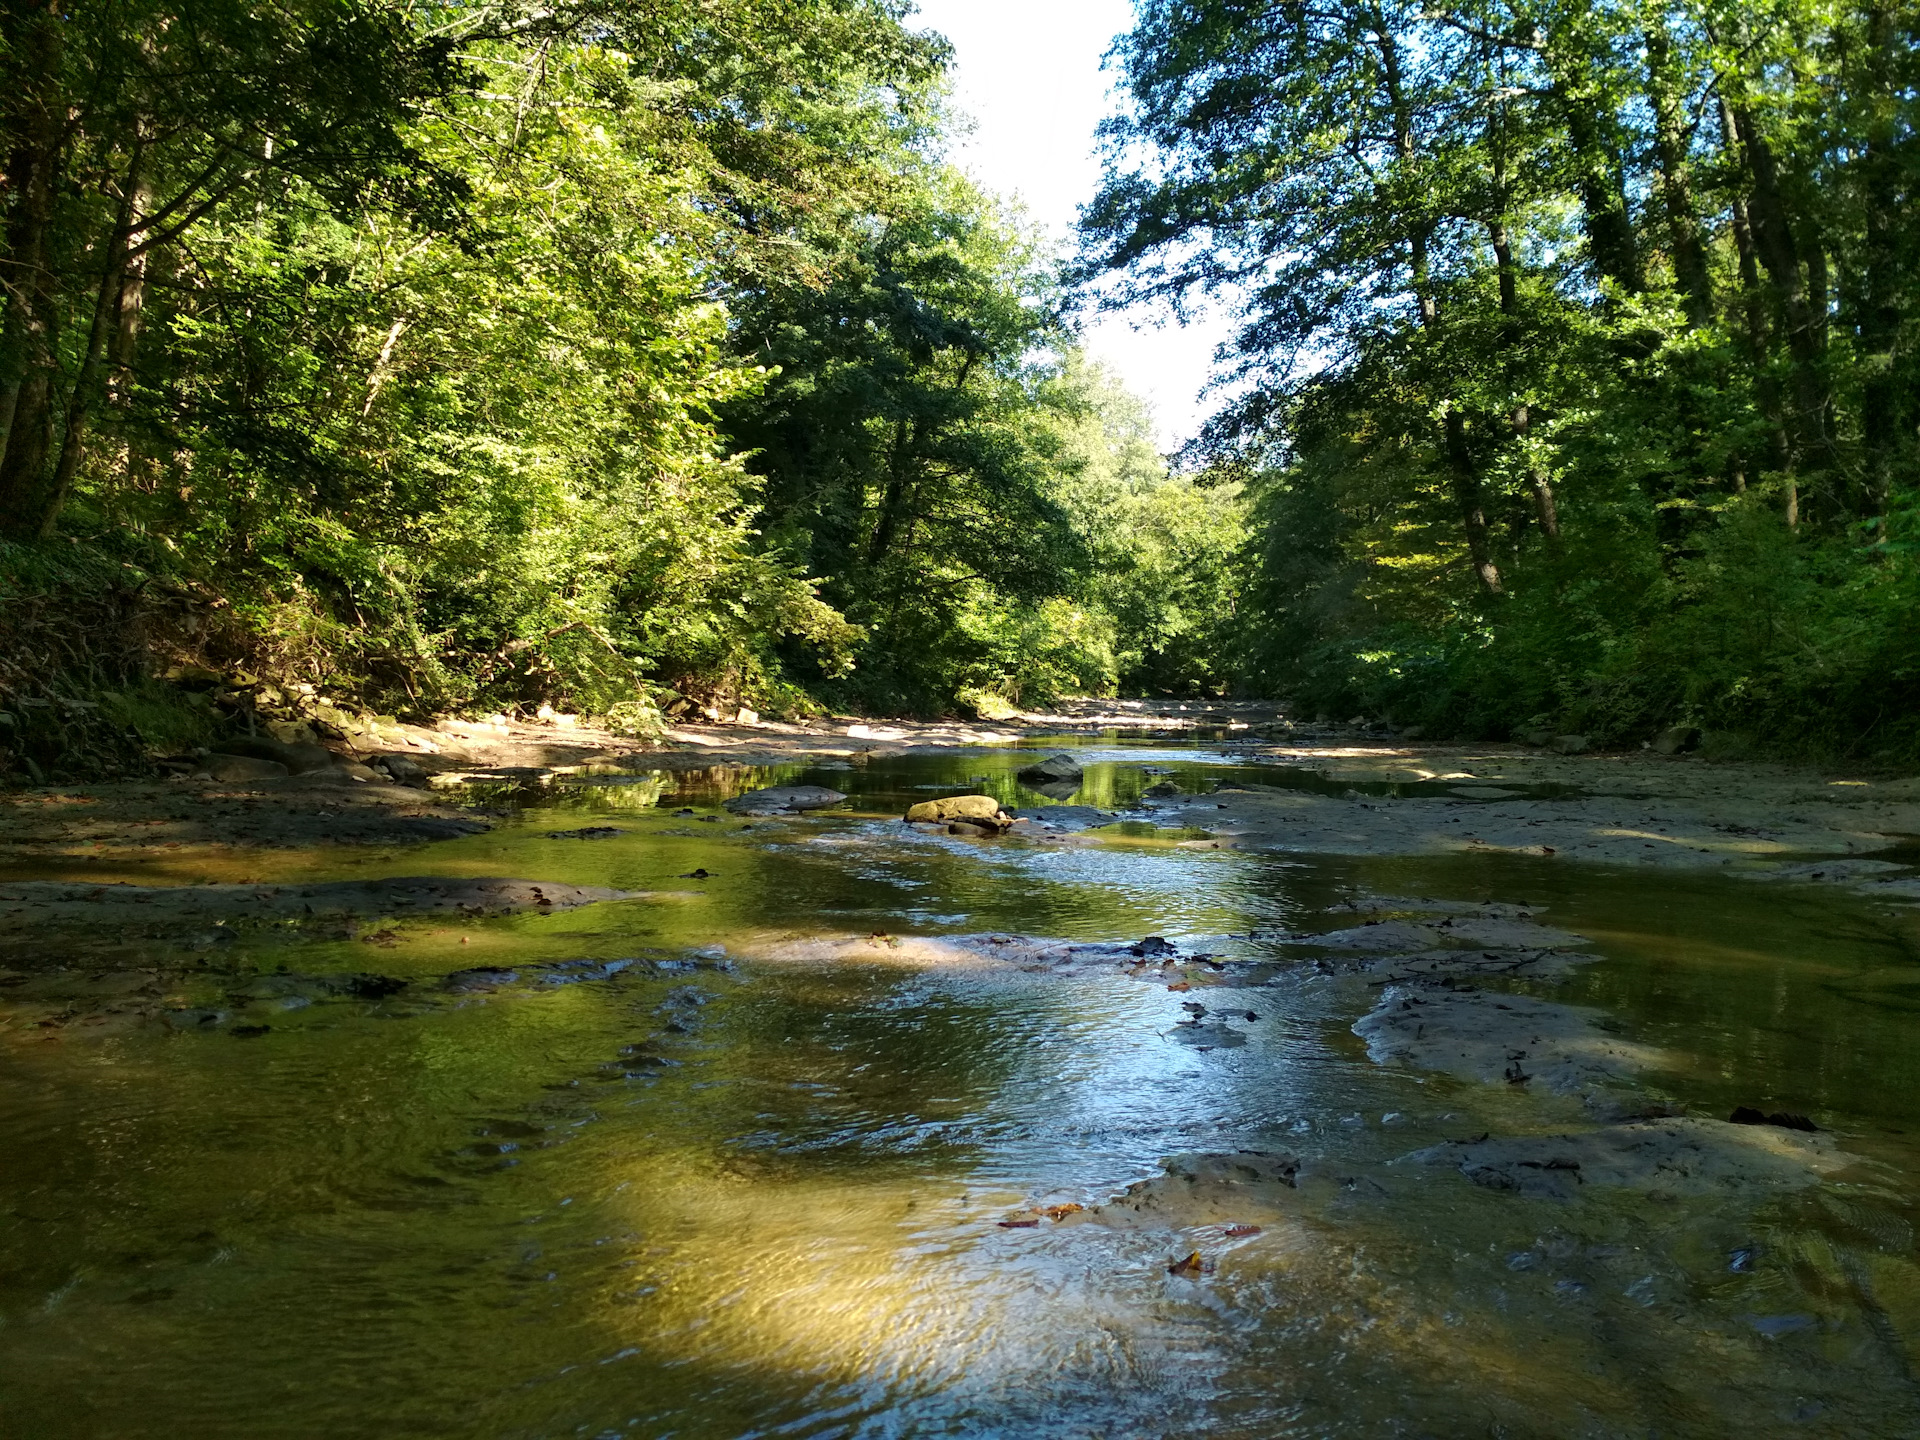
723, 785, 848, 815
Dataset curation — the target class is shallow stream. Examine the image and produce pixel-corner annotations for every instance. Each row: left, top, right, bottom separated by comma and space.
4, 741, 1919, 1437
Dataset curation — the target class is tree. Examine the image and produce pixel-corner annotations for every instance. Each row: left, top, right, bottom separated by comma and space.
1086, 0, 1920, 754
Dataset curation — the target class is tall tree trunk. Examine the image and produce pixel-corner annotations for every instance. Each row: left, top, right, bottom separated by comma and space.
1731, 104, 1834, 476
0, 1, 65, 537
1719, 100, 1799, 523
1857, 3, 1902, 520
1552, 86, 1642, 294
1488, 220, 1559, 543
1446, 409, 1504, 595
39, 152, 144, 538
1378, 15, 1500, 593
866, 419, 916, 567
108, 187, 153, 399
1645, 27, 1713, 327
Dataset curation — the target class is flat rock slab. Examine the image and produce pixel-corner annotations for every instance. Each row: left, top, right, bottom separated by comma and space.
1355, 985, 1666, 1095
1167, 1020, 1248, 1049
1167, 784, 1915, 871
0, 877, 636, 959
1405, 1118, 1853, 1199
1343, 947, 1595, 982
1297, 916, 1588, 952
0, 777, 491, 856
723, 785, 848, 814
1086, 1151, 1304, 1226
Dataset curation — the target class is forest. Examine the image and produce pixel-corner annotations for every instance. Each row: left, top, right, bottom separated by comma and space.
2, 0, 1917, 770
1088, 0, 1920, 758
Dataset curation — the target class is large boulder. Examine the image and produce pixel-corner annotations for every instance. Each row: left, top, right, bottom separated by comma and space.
1016, 752, 1083, 785
1652, 725, 1701, 755
373, 753, 431, 787
202, 753, 288, 781
208, 734, 334, 774
722, 785, 848, 815
904, 794, 1011, 827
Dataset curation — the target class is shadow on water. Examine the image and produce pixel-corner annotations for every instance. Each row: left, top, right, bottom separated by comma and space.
1, 745, 1918, 1435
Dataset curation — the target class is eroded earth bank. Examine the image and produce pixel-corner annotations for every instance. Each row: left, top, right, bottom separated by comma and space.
3, 706, 1920, 1437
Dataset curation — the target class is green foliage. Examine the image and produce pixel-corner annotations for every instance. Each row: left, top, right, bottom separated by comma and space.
0, 1, 1245, 759
1089, 0, 1920, 758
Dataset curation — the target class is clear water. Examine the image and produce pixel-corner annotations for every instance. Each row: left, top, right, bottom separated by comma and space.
2, 745, 1918, 1437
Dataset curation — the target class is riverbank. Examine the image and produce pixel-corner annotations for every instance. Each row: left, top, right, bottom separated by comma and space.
5, 703, 1917, 889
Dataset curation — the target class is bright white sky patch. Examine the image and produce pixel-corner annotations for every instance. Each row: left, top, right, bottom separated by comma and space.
909, 0, 1236, 451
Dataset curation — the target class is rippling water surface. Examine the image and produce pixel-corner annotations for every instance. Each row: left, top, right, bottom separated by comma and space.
3, 743, 1918, 1437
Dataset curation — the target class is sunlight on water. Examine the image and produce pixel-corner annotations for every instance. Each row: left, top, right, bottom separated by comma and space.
3, 744, 1919, 1436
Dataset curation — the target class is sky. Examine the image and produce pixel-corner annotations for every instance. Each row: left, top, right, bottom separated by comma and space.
907, 0, 1235, 450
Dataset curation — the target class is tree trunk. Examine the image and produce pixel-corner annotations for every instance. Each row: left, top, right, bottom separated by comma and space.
1731, 104, 1834, 474
1857, 3, 1902, 519
1645, 27, 1713, 327
1719, 100, 1798, 518
1553, 86, 1641, 294
40, 155, 143, 539
1488, 221, 1559, 543
1446, 409, 1503, 594
866, 419, 915, 567
0, 2, 65, 538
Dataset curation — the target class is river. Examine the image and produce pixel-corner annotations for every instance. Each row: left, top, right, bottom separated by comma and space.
2, 738, 1917, 1437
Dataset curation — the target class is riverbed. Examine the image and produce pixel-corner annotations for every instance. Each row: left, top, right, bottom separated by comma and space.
3, 737, 1918, 1437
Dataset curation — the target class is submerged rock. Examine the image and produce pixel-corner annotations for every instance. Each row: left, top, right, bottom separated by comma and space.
229, 972, 408, 1004
1729, 1105, 1819, 1132
723, 785, 848, 815
1005, 805, 1112, 831
1169, 1020, 1247, 1049
1406, 1118, 1851, 1199
1093, 1150, 1303, 1224
1355, 985, 1664, 1096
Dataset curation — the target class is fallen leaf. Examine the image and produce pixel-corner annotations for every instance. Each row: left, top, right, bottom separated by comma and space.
1167, 1251, 1212, 1277
1167, 981, 1192, 993
1222, 1225, 1262, 1239
1043, 1203, 1084, 1221
997, 1219, 1039, 1229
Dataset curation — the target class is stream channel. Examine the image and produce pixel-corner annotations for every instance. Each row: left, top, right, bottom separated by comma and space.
3, 738, 1919, 1437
